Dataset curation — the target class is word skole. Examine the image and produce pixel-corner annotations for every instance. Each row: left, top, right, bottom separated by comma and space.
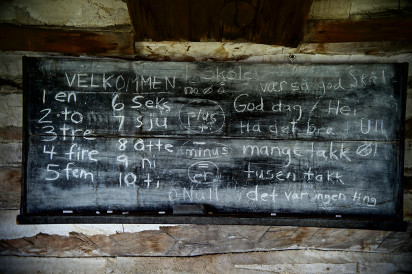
20, 57, 407, 230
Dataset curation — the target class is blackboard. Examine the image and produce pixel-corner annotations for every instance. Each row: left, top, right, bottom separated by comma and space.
19, 57, 408, 230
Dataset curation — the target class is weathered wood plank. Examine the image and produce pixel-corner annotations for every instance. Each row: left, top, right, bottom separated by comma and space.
404, 139, 412, 171
126, 0, 190, 41
0, 252, 411, 273
221, 0, 258, 42
0, 168, 21, 209
308, 0, 351, 20
404, 177, 412, 193
0, 210, 166, 239
0, 53, 23, 85
253, 0, 313, 46
304, 17, 412, 43
0, 24, 134, 55
0, 94, 22, 128
189, 0, 223, 41
235, 263, 358, 272
405, 193, 412, 221
0, 127, 22, 143
297, 41, 412, 56
0, 143, 21, 166
127, 0, 313, 45
349, 0, 401, 20
0, 223, 411, 257
0, 78, 21, 94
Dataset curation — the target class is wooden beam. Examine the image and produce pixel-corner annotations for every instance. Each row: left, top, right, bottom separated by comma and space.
304, 17, 412, 43
253, 0, 314, 46
0, 24, 134, 55
1, 223, 411, 256
127, 0, 190, 41
221, 0, 258, 42
127, 0, 314, 45
297, 41, 412, 56
190, 0, 224, 41
0, 167, 21, 209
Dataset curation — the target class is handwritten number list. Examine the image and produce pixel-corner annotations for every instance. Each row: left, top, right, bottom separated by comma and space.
25, 59, 404, 215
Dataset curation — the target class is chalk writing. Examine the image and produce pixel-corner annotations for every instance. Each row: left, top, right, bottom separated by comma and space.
179, 99, 225, 134
23, 58, 406, 221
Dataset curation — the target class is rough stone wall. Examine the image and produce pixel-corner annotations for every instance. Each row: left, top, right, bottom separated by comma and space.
0, 0, 411, 273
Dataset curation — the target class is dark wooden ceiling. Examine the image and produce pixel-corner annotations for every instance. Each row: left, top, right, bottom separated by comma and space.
126, 0, 412, 47
126, 0, 314, 47
0, 0, 411, 55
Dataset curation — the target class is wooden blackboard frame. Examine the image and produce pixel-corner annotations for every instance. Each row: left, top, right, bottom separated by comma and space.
18, 57, 408, 231
17, 213, 407, 231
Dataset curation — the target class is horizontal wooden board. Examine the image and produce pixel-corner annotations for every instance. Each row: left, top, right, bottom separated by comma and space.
1, 252, 412, 273
0, 126, 22, 142
253, 0, 313, 46
0, 24, 134, 55
0, 168, 21, 209
21, 57, 408, 228
127, 0, 190, 42
1, 222, 412, 256
304, 17, 412, 43
297, 41, 412, 56
127, 0, 313, 45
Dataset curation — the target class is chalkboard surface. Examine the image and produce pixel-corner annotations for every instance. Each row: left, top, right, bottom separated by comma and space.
19, 57, 408, 229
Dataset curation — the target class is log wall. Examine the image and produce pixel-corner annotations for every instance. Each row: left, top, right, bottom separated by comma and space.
0, 0, 411, 272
